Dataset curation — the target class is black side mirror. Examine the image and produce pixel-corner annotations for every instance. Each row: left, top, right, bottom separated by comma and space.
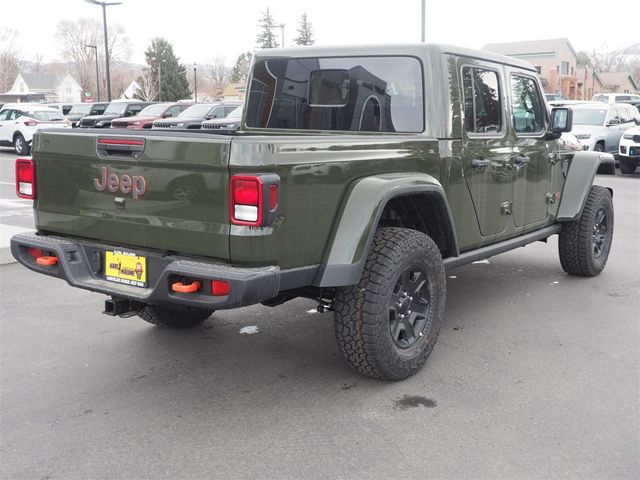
550, 107, 572, 132
607, 118, 620, 126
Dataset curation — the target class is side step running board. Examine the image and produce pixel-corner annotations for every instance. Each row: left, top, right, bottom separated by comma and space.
443, 224, 562, 271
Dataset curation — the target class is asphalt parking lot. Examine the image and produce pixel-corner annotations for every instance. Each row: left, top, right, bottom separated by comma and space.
0, 148, 638, 479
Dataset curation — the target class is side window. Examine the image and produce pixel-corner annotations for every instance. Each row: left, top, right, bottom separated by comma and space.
165, 106, 181, 117
616, 95, 630, 102
127, 105, 142, 116
209, 107, 224, 118
462, 67, 502, 134
0, 110, 11, 121
10, 110, 23, 120
224, 106, 237, 116
510, 75, 545, 134
617, 107, 630, 124
92, 104, 106, 115
608, 108, 620, 124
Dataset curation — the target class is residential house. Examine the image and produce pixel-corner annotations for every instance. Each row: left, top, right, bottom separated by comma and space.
595, 72, 640, 95
222, 83, 247, 101
6, 72, 83, 103
120, 80, 141, 100
483, 38, 582, 99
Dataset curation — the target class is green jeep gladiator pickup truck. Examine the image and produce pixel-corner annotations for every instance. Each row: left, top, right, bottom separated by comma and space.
12, 44, 614, 380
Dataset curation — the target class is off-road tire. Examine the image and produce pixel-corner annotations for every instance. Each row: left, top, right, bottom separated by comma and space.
558, 185, 613, 276
333, 227, 446, 381
138, 305, 214, 328
619, 157, 637, 175
14, 133, 29, 155
594, 142, 604, 153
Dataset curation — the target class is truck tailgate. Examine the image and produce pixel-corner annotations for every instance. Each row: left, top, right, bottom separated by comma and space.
32, 130, 231, 260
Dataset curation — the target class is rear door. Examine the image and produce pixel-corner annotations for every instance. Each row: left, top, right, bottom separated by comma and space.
459, 59, 512, 237
34, 131, 233, 260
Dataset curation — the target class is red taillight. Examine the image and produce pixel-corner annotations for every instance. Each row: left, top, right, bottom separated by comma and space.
211, 280, 230, 296
16, 158, 36, 199
24, 119, 40, 127
28, 247, 43, 259
230, 176, 263, 226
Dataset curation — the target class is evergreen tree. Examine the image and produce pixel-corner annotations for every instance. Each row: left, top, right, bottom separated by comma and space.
293, 12, 315, 46
230, 52, 253, 83
256, 7, 278, 49
143, 37, 191, 101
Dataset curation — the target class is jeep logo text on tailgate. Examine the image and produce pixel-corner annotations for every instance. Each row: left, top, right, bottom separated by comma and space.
94, 167, 147, 200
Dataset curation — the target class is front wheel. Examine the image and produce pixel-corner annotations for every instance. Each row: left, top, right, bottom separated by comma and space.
558, 185, 613, 276
333, 227, 446, 381
138, 305, 214, 328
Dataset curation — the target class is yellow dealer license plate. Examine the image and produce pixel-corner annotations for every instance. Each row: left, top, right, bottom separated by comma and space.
105, 250, 147, 288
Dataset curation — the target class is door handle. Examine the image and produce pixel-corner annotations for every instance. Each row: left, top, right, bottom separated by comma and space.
471, 159, 491, 169
514, 154, 530, 165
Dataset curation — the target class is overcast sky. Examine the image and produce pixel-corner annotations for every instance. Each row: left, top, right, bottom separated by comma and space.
2, 0, 637, 67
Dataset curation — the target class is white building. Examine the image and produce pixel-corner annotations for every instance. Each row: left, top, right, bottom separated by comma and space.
120, 80, 141, 100
7, 72, 83, 103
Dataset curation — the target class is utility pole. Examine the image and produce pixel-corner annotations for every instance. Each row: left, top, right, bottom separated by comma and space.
280, 23, 285, 47
193, 62, 197, 102
421, 0, 425, 43
85, 44, 100, 101
85, 0, 122, 101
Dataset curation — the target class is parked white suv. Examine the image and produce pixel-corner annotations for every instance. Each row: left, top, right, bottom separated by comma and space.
570, 103, 639, 155
0, 105, 71, 154
592, 93, 640, 104
618, 127, 640, 174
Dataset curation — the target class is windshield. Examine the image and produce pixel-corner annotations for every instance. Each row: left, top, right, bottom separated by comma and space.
139, 103, 170, 116
228, 106, 243, 119
178, 104, 217, 118
26, 110, 65, 121
68, 104, 91, 115
103, 103, 129, 115
572, 108, 607, 126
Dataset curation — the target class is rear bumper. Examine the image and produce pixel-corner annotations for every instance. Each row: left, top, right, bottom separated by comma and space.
11, 232, 284, 310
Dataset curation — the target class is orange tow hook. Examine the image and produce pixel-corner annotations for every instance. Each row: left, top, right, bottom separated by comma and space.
36, 256, 58, 266
171, 281, 201, 293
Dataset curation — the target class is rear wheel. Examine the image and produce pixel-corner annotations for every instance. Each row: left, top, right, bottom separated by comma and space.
138, 305, 214, 328
619, 156, 637, 174
558, 185, 613, 276
333, 227, 446, 380
594, 142, 605, 153
14, 134, 29, 155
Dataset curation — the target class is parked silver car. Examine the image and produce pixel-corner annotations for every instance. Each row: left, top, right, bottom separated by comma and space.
570, 103, 640, 154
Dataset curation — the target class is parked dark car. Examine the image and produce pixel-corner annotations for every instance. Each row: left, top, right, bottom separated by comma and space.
151, 102, 241, 129
67, 102, 109, 127
201, 105, 243, 131
110, 102, 191, 129
77, 101, 151, 128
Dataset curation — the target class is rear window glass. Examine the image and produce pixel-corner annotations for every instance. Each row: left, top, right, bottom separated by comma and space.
245, 56, 424, 133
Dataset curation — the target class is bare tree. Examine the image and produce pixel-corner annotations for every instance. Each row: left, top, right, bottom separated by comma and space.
55, 18, 131, 98
0, 28, 20, 92
135, 67, 158, 101
206, 56, 231, 94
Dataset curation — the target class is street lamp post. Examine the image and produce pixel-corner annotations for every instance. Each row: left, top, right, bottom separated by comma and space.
85, 44, 100, 102
279, 23, 285, 47
421, 0, 425, 43
193, 62, 197, 103
85, 0, 122, 101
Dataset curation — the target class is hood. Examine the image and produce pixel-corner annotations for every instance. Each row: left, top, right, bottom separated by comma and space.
570, 125, 607, 136
623, 126, 640, 135
111, 115, 159, 125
